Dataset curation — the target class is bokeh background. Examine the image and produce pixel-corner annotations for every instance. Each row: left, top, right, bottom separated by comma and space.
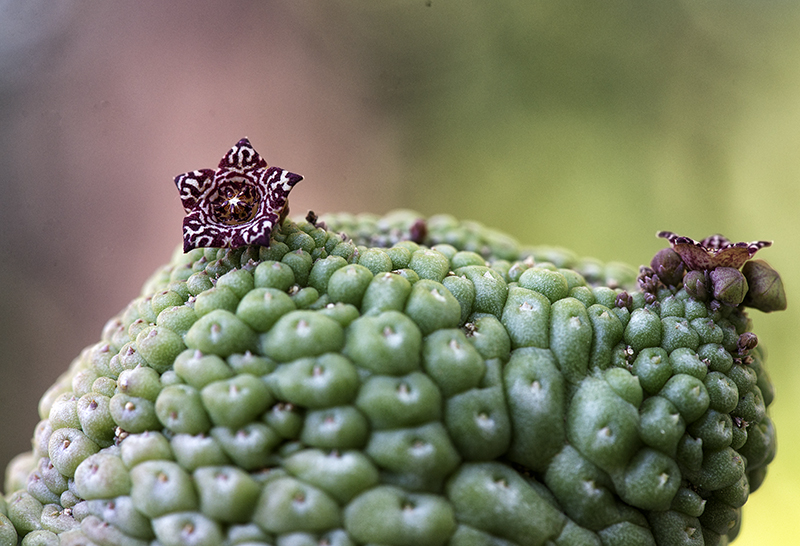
1, 1, 798, 543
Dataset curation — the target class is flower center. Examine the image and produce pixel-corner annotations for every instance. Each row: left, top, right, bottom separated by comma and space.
212, 182, 259, 225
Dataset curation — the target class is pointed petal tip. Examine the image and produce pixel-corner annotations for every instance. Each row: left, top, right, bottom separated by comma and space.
286, 170, 304, 186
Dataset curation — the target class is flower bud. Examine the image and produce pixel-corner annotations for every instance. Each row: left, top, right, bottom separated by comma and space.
683, 270, 708, 301
615, 291, 633, 311
737, 332, 758, 355
650, 248, 685, 287
637, 266, 660, 294
709, 267, 748, 306
742, 259, 787, 312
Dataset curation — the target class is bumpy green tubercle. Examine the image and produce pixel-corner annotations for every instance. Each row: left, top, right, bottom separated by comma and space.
1, 210, 782, 546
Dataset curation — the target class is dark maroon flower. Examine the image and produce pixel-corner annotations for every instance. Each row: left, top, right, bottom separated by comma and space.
174, 138, 303, 252
657, 231, 771, 271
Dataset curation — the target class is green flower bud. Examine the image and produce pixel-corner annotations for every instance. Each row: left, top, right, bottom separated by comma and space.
709, 267, 748, 306
650, 248, 685, 288
742, 259, 787, 312
683, 270, 708, 301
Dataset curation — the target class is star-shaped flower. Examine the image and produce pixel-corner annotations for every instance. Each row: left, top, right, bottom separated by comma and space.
174, 138, 303, 252
657, 231, 771, 271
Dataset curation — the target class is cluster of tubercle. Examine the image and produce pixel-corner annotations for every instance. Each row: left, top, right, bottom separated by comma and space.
0, 138, 776, 545
0, 139, 736, 546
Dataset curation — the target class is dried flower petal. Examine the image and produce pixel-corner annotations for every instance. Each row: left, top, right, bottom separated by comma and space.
657, 231, 771, 271
174, 138, 303, 252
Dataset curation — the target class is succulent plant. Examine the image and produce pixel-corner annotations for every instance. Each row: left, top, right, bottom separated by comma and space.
0, 141, 787, 546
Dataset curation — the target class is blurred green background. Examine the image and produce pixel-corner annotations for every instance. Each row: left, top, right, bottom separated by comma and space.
1, 1, 798, 543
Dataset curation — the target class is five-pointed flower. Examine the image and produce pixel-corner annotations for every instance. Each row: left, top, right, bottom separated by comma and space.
174, 138, 303, 252
657, 231, 771, 271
